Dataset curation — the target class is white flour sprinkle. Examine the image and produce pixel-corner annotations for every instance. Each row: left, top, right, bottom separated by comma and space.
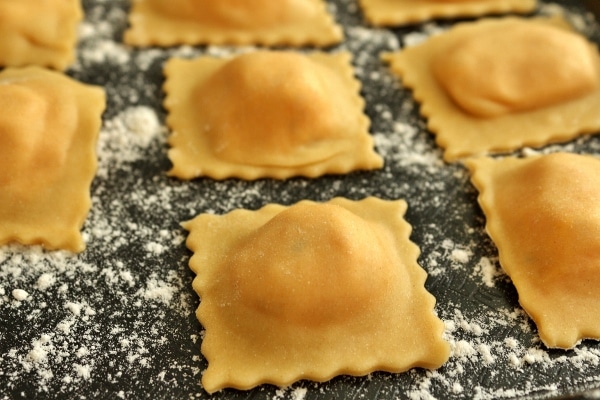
450, 248, 471, 264
35, 273, 56, 291
74, 363, 92, 380
12, 289, 29, 301
473, 256, 503, 288
122, 106, 163, 144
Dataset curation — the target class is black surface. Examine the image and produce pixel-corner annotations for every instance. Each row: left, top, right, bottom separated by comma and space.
2, 0, 600, 399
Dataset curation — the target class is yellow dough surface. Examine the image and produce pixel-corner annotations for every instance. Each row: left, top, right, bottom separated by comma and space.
164, 51, 383, 180
0, 0, 83, 70
359, 0, 535, 27
0, 67, 106, 252
124, 0, 342, 47
467, 153, 600, 349
434, 21, 599, 118
384, 17, 600, 161
183, 197, 450, 393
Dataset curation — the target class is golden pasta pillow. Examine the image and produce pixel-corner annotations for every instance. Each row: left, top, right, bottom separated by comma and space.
383, 17, 600, 161
164, 51, 383, 180
183, 197, 450, 393
124, 0, 343, 47
359, 0, 535, 26
0, 67, 106, 252
0, 0, 83, 70
467, 153, 600, 349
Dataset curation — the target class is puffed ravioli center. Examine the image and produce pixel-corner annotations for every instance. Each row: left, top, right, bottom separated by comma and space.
197, 52, 348, 166
0, 83, 75, 186
433, 21, 599, 117
225, 203, 399, 326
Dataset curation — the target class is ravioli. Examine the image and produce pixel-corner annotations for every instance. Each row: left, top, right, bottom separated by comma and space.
0, 67, 106, 252
0, 0, 83, 70
359, 0, 535, 27
183, 197, 450, 393
164, 51, 383, 180
383, 17, 600, 161
466, 153, 600, 349
124, 0, 342, 47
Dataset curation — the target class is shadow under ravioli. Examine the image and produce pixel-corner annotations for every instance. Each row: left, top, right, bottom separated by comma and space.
383, 17, 600, 161
183, 197, 450, 393
124, 0, 342, 47
467, 153, 600, 349
0, 0, 82, 70
164, 51, 383, 180
0, 67, 105, 252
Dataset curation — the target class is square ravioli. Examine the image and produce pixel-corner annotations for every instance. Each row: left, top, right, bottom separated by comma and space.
383, 17, 600, 162
124, 0, 342, 47
0, 0, 83, 70
164, 51, 383, 180
359, 0, 535, 27
0, 67, 106, 252
466, 153, 600, 349
183, 197, 450, 393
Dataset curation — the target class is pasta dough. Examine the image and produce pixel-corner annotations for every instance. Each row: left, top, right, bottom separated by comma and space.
383, 17, 600, 161
0, 0, 83, 70
466, 153, 600, 349
164, 51, 383, 180
183, 197, 450, 393
0, 67, 106, 252
359, 0, 535, 27
124, 0, 342, 47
